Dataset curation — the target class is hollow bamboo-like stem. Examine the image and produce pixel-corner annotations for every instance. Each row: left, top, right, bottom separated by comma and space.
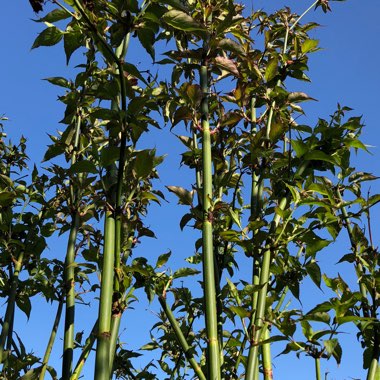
246, 161, 308, 380
159, 296, 206, 380
200, 64, 221, 380
94, 212, 115, 380
71, 320, 98, 380
40, 298, 63, 380
366, 358, 380, 380
262, 328, 273, 380
62, 110, 82, 380
0, 251, 24, 365
108, 34, 130, 372
62, 214, 79, 380
315, 357, 321, 380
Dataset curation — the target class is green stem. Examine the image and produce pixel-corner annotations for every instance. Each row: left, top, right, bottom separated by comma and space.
200, 64, 221, 380
62, 111, 83, 380
62, 214, 80, 380
71, 320, 98, 380
0, 251, 24, 365
262, 328, 273, 380
366, 358, 380, 380
246, 161, 308, 380
109, 314, 121, 372
109, 34, 130, 374
315, 357, 321, 380
159, 296, 206, 380
40, 298, 64, 380
95, 212, 115, 380
247, 98, 262, 378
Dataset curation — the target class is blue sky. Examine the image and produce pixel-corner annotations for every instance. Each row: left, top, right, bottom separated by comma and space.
0, 1, 379, 379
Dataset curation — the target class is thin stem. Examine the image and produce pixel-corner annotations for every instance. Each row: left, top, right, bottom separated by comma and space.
315, 357, 321, 380
40, 298, 64, 380
62, 214, 80, 380
246, 161, 308, 380
200, 64, 221, 380
62, 111, 83, 380
71, 321, 98, 380
159, 296, 206, 380
0, 250, 24, 365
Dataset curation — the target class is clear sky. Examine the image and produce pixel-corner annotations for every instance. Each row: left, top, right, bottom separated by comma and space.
0, 1, 379, 379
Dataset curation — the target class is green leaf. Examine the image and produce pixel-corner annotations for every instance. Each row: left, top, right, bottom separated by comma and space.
64, 29, 85, 64
230, 306, 250, 318
186, 84, 202, 107
162, 10, 206, 32
324, 339, 342, 365
16, 295, 32, 319
166, 186, 193, 205
306, 260, 322, 288
0, 191, 15, 206
44, 77, 71, 88
173, 267, 200, 279
265, 57, 278, 82
69, 160, 98, 174
100, 146, 120, 167
304, 150, 337, 165
155, 251, 171, 268
137, 28, 155, 61
288, 92, 316, 103
301, 39, 319, 54
36, 8, 70, 23
32, 26, 63, 49
217, 38, 245, 56
134, 150, 156, 179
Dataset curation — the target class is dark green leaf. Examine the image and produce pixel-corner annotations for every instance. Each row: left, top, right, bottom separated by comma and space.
166, 185, 193, 205
44, 77, 71, 88
173, 267, 200, 279
156, 251, 171, 268
69, 160, 97, 174
265, 57, 278, 81
36, 8, 70, 23
162, 10, 206, 32
32, 27, 63, 49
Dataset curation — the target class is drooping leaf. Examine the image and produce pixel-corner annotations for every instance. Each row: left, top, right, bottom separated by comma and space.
69, 160, 98, 174
162, 10, 206, 32
32, 26, 63, 49
156, 251, 171, 268
215, 56, 239, 77
166, 186, 193, 205
173, 267, 200, 279
265, 57, 278, 81
301, 39, 319, 54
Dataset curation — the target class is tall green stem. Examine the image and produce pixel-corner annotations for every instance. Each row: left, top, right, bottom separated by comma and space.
108, 34, 130, 373
315, 357, 321, 380
262, 328, 273, 380
62, 111, 83, 380
0, 251, 24, 365
246, 162, 308, 380
62, 214, 80, 380
200, 64, 221, 380
159, 296, 206, 380
40, 298, 63, 380
71, 321, 98, 380
95, 212, 115, 380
